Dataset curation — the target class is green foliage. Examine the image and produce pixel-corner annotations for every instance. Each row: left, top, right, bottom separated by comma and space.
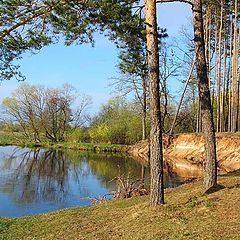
89, 96, 146, 144
65, 128, 84, 143
89, 123, 111, 143
0, 0, 140, 81
0, 0, 56, 81
0, 122, 19, 132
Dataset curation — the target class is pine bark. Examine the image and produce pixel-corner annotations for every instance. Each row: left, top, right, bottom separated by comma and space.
192, 0, 217, 190
231, 0, 239, 132
145, 0, 164, 205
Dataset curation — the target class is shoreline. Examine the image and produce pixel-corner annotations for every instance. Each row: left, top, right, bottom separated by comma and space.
0, 132, 128, 153
0, 173, 239, 239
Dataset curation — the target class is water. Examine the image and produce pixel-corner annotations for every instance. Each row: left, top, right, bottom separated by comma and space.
0, 146, 188, 217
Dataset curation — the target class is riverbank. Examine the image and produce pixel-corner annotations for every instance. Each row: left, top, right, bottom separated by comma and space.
0, 172, 239, 239
166, 133, 240, 173
0, 131, 128, 153
128, 133, 240, 175
1, 131, 240, 173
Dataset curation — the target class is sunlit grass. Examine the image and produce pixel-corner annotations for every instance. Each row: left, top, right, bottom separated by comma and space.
0, 174, 239, 239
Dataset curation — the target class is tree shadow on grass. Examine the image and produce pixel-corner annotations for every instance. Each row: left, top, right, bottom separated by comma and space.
204, 169, 240, 194
204, 184, 225, 195
224, 169, 240, 177
218, 169, 240, 189
227, 183, 240, 189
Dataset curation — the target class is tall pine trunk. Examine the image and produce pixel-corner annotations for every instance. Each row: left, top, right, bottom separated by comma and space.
145, 0, 164, 205
192, 0, 217, 190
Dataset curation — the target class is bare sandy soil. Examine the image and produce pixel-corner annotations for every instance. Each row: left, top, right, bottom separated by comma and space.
128, 134, 240, 177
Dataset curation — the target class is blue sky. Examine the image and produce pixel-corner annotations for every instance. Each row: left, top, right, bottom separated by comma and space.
0, 3, 192, 114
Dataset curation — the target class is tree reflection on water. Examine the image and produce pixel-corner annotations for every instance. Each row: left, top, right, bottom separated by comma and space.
1, 148, 72, 204
0, 146, 190, 216
0, 147, 147, 207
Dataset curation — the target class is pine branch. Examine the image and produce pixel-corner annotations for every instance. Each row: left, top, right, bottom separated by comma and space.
0, 6, 53, 40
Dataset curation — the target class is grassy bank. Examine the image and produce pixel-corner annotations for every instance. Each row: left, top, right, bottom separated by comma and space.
0, 131, 128, 152
0, 172, 239, 240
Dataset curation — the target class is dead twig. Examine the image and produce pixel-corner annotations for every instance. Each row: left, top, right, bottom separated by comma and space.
111, 174, 148, 199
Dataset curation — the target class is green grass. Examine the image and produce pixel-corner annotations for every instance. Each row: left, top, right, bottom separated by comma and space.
0, 131, 18, 146
0, 174, 239, 240
0, 131, 128, 152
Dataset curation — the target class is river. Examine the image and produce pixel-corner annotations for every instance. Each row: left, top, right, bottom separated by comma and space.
0, 146, 190, 217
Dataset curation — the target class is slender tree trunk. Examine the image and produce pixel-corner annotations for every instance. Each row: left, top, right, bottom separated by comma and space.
141, 165, 145, 180
213, 8, 219, 130
217, 1, 223, 132
231, 0, 239, 132
142, 77, 147, 140
169, 59, 195, 138
237, 74, 240, 130
222, 11, 227, 131
228, 3, 233, 132
204, 4, 210, 69
145, 0, 164, 205
238, 74, 240, 130
208, 7, 212, 86
192, 0, 217, 190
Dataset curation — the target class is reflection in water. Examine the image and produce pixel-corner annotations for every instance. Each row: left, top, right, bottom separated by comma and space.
2, 148, 71, 204
0, 146, 191, 217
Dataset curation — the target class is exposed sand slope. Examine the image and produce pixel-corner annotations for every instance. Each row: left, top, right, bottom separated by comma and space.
128, 134, 240, 176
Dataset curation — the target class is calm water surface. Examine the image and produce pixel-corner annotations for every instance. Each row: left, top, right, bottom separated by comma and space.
0, 146, 187, 217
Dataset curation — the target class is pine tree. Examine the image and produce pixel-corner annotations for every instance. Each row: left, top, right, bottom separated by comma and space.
192, 0, 217, 190
145, 0, 164, 205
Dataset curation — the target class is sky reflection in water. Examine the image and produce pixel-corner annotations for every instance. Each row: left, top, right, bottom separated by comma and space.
0, 146, 186, 217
